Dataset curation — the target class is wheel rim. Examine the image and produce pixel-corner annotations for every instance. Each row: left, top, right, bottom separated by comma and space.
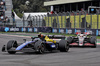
56, 43, 58, 50
65, 43, 69, 51
39, 44, 45, 53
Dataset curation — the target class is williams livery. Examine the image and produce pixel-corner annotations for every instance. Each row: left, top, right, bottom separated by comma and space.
67, 32, 97, 48
2, 34, 69, 54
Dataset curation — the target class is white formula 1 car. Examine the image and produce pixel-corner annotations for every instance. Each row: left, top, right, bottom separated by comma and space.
67, 32, 97, 48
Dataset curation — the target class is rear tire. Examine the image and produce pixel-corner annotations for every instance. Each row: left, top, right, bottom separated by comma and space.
59, 40, 69, 52
7, 40, 17, 54
67, 37, 73, 43
91, 46, 96, 48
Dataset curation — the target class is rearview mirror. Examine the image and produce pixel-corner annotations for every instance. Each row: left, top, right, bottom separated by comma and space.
31, 37, 35, 41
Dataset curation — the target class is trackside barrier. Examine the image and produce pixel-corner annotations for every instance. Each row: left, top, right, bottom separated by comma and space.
1, 27, 52, 33
0, 27, 100, 36
52, 28, 98, 36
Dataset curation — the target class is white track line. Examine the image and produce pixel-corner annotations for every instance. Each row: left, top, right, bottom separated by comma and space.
97, 43, 100, 45
0, 34, 31, 38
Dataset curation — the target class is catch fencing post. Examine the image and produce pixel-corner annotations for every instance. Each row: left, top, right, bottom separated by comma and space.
32, 16, 35, 27
51, 14, 53, 27
84, 11, 86, 29
23, 14, 25, 27
54, 13, 56, 28
90, 13, 92, 29
96, 13, 99, 36
57, 13, 60, 28
35, 15, 37, 27
44, 15, 47, 27
97, 13, 99, 29
48, 14, 49, 27
62, 12, 65, 28
38, 15, 40, 27
69, 12, 71, 28
41, 15, 44, 27
64, 12, 66, 28
61, 13, 63, 28
73, 11, 76, 29
68, 12, 71, 28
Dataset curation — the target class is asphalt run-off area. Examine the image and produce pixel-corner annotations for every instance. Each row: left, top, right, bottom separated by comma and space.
0, 33, 100, 66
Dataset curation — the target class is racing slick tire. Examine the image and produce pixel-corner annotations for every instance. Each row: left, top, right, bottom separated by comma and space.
34, 40, 45, 54
67, 37, 73, 43
90, 37, 97, 48
7, 40, 18, 54
91, 45, 97, 48
59, 40, 69, 52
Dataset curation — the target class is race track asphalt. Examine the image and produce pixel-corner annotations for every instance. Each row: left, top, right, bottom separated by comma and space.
0, 33, 100, 66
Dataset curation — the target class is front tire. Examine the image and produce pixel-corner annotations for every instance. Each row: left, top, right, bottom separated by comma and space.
90, 37, 97, 48
7, 40, 17, 54
91, 46, 96, 48
8, 51, 16, 54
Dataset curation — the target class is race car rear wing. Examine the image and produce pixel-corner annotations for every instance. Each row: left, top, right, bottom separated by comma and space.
76, 32, 81, 35
47, 35, 65, 39
83, 32, 90, 35
76, 32, 90, 35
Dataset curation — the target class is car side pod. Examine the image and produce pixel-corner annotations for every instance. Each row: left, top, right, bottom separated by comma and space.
16, 41, 33, 51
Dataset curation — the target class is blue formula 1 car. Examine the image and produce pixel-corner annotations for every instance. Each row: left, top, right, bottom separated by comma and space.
2, 34, 69, 54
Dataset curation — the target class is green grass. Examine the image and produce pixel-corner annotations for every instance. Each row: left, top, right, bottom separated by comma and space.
0, 32, 100, 39
0, 32, 38, 34
97, 36, 100, 39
